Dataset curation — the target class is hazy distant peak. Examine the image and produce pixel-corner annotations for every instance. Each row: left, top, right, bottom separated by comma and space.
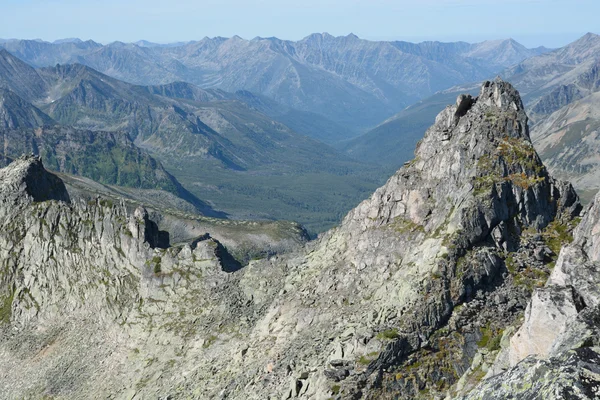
581, 32, 600, 40
302, 32, 335, 41
134, 40, 190, 48
571, 32, 600, 46
134, 40, 159, 47
53, 38, 83, 44
543, 32, 600, 64
106, 40, 129, 48
471, 38, 526, 51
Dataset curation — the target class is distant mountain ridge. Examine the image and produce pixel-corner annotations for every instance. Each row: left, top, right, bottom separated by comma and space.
0, 34, 548, 132
503, 32, 600, 110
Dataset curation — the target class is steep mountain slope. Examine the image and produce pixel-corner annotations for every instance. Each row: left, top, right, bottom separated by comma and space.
0, 35, 548, 133
0, 88, 55, 129
528, 59, 600, 119
0, 49, 48, 102
0, 79, 581, 399
531, 92, 600, 203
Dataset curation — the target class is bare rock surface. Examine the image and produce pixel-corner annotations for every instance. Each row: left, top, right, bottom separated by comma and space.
459, 182, 600, 400
0, 79, 587, 399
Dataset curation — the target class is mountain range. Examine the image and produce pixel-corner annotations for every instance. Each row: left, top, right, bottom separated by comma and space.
0, 34, 548, 134
2, 33, 598, 231
0, 24, 600, 400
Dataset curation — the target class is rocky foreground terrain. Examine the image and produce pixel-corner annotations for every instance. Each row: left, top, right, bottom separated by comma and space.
0, 79, 598, 399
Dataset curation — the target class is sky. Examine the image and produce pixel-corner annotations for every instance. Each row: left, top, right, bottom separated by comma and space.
0, 0, 597, 48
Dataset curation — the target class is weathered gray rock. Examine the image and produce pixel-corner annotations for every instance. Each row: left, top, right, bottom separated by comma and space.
459, 187, 600, 400
0, 79, 584, 400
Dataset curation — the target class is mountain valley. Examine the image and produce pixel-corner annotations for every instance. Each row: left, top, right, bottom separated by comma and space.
0, 48, 385, 234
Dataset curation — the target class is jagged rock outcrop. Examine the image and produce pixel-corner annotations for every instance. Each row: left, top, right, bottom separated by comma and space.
0, 79, 582, 399
0, 155, 69, 203
0, 155, 305, 399
458, 189, 600, 399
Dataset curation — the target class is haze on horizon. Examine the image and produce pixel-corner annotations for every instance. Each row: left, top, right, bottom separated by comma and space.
0, 0, 596, 48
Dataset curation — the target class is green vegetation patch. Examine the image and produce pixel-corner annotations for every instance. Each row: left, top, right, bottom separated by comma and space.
358, 351, 380, 365
203, 334, 218, 349
474, 136, 546, 195
542, 219, 577, 255
377, 328, 400, 340
0, 289, 15, 324
146, 256, 162, 275
389, 217, 425, 235
477, 324, 503, 351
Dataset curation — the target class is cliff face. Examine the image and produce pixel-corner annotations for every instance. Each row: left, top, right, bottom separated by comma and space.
458, 188, 600, 400
0, 80, 584, 399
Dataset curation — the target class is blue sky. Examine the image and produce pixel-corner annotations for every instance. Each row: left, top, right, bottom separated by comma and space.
0, 0, 596, 47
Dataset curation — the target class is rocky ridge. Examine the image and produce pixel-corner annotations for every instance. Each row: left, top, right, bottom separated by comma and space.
0, 155, 308, 399
0, 79, 585, 399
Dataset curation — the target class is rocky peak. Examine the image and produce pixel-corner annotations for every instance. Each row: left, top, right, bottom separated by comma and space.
345, 78, 577, 240
0, 154, 70, 205
225, 79, 580, 398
